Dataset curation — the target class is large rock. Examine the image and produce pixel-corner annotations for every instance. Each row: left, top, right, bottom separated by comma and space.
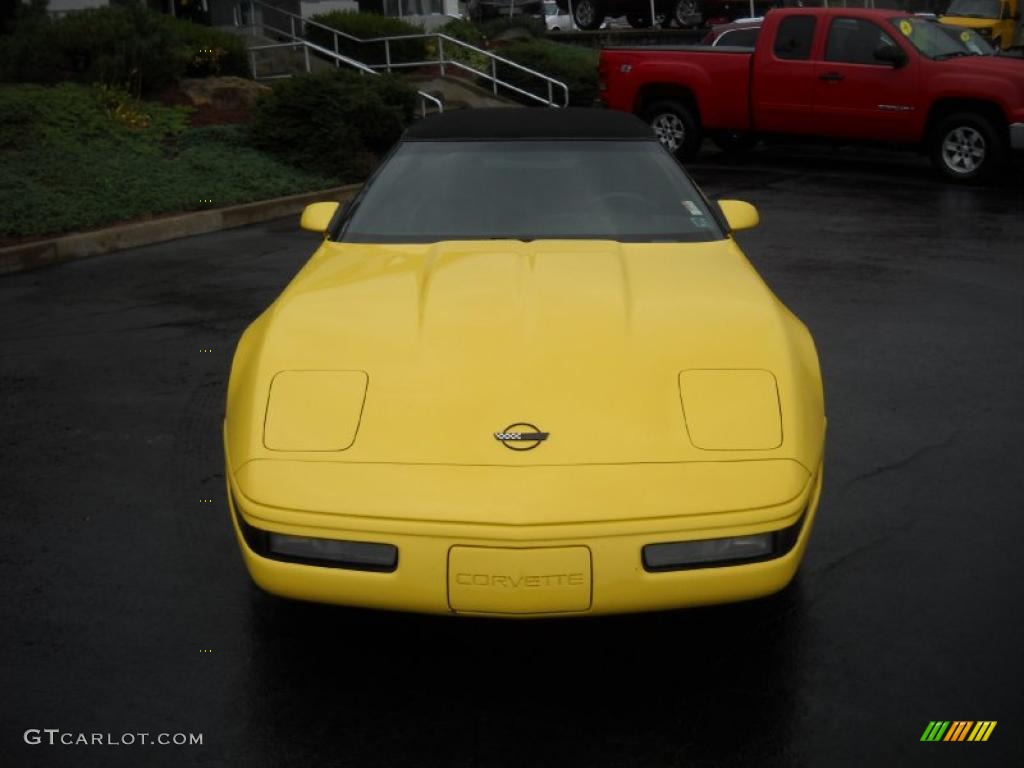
178, 77, 271, 112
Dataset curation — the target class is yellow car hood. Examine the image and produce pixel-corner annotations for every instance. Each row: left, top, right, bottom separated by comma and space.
225, 239, 824, 471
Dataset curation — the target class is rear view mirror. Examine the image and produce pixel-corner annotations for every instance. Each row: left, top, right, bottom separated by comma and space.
300, 201, 340, 234
718, 200, 760, 232
874, 43, 907, 67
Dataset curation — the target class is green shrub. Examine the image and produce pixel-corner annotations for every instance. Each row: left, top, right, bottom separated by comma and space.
0, 83, 336, 238
495, 39, 598, 107
0, 12, 55, 86
1, 0, 48, 35
437, 18, 486, 47
16, 5, 185, 94
250, 69, 416, 182
478, 15, 547, 40
435, 18, 490, 77
164, 16, 249, 79
306, 11, 426, 68
428, 18, 591, 106
0, 4, 248, 95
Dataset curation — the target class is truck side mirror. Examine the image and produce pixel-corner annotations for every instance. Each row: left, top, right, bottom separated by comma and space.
874, 43, 907, 68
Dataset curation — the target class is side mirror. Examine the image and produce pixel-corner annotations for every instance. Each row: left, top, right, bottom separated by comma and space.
300, 201, 340, 233
718, 199, 759, 232
874, 43, 907, 67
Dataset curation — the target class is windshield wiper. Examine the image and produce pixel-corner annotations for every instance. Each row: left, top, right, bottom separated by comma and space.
933, 51, 972, 59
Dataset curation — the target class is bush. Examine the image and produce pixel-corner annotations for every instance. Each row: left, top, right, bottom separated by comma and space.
437, 18, 486, 47
305, 11, 427, 68
435, 18, 490, 76
250, 69, 416, 182
0, 3, 248, 95
478, 15, 547, 40
1, 0, 48, 35
432, 18, 592, 106
164, 16, 249, 79
495, 39, 598, 107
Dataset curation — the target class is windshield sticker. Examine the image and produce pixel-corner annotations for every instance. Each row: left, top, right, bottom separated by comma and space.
899, 20, 912, 36
960, 30, 971, 42
692, 217, 712, 229
682, 200, 701, 215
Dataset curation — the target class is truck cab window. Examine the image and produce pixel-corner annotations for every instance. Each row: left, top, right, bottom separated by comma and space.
718, 27, 760, 46
773, 16, 817, 59
826, 18, 898, 64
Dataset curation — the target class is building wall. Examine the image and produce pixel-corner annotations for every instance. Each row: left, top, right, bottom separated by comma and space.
47, 0, 109, 11
300, 0, 360, 16
357, 0, 461, 16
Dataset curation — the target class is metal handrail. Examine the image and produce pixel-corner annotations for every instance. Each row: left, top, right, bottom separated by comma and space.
236, 0, 569, 108
247, 40, 443, 117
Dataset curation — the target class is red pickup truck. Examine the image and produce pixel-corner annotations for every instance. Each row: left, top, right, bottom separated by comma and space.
599, 8, 1024, 181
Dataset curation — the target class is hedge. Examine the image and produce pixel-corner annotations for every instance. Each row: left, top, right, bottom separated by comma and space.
433, 19, 490, 77
250, 69, 417, 182
437, 17, 598, 107
478, 15, 548, 40
496, 39, 599, 107
0, 4, 248, 96
305, 11, 427, 68
164, 16, 249, 79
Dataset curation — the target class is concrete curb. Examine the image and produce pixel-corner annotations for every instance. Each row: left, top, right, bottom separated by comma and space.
0, 183, 362, 276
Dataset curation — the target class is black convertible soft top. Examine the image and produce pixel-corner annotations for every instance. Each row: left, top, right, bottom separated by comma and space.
401, 107, 655, 141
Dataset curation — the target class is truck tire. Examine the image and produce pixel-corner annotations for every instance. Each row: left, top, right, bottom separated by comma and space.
646, 100, 702, 161
929, 112, 1004, 183
573, 0, 605, 30
672, 0, 700, 28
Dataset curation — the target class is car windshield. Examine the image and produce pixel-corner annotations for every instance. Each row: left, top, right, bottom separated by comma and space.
544, 1, 559, 14
944, 0, 1001, 17
338, 140, 726, 243
890, 17, 994, 58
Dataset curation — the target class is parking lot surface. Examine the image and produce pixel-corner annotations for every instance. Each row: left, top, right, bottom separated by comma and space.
1, 146, 1022, 767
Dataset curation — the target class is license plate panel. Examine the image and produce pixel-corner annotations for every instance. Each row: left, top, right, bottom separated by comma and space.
447, 546, 592, 615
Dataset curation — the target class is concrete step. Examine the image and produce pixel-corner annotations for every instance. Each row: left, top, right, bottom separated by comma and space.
404, 74, 521, 109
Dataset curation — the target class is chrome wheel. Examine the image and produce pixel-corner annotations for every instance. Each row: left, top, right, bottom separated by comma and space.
675, 0, 699, 25
941, 126, 986, 175
651, 112, 685, 152
575, 0, 595, 27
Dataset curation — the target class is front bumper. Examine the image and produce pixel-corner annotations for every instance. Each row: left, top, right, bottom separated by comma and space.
227, 462, 823, 618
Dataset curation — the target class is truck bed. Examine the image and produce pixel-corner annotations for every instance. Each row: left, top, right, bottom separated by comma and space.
599, 46, 754, 132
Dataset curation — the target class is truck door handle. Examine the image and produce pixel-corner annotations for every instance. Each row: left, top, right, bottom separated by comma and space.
819, 71, 844, 82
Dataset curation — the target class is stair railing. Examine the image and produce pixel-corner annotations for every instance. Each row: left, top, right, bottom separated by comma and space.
235, 0, 569, 108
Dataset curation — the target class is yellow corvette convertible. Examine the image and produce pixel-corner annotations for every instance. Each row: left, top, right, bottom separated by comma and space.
224, 108, 825, 617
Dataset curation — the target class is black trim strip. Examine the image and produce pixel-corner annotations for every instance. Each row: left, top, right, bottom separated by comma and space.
641, 512, 806, 573
234, 504, 398, 573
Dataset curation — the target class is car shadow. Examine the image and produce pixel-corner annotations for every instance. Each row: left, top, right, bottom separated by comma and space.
234, 580, 808, 766
690, 142, 1024, 192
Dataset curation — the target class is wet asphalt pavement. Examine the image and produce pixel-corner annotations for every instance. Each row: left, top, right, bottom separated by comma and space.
1, 146, 1022, 768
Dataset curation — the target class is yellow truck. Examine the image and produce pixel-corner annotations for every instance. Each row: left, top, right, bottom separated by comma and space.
941, 0, 1023, 51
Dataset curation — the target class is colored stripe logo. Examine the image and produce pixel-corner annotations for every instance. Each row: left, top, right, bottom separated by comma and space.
920, 721, 997, 742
